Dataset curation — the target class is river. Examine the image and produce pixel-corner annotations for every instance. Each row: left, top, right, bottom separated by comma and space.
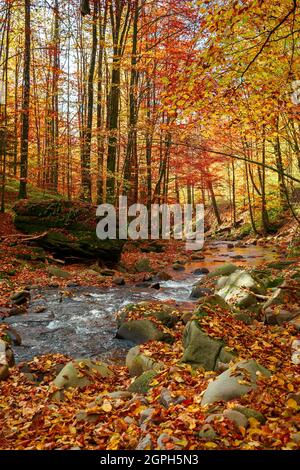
4, 241, 281, 364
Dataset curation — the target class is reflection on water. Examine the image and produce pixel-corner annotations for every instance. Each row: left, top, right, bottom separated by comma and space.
5, 241, 280, 364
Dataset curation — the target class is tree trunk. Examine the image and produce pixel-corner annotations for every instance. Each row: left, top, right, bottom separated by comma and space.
19, 0, 31, 200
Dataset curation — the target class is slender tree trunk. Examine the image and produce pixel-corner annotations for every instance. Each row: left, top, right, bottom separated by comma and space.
19, 0, 31, 200
208, 180, 222, 225
124, 0, 139, 206
81, 2, 98, 201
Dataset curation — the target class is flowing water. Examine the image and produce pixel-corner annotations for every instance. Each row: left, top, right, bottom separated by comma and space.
5, 241, 281, 364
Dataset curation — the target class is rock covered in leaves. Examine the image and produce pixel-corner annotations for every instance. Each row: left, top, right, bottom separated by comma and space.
216, 270, 266, 308
126, 346, 164, 377
52, 359, 113, 401
182, 320, 236, 370
201, 359, 271, 405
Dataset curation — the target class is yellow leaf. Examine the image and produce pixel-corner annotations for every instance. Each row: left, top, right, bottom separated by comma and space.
287, 398, 298, 410
102, 401, 112, 412
204, 442, 218, 449
287, 383, 294, 392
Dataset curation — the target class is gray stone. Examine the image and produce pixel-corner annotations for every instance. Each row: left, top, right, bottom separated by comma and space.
117, 319, 172, 344
136, 434, 153, 450
216, 270, 265, 308
52, 359, 113, 400
159, 388, 174, 408
139, 408, 155, 425
223, 409, 249, 428
190, 287, 213, 299
198, 424, 217, 440
126, 346, 163, 377
207, 263, 239, 278
108, 391, 132, 400
233, 406, 266, 424
201, 359, 270, 406
182, 321, 223, 370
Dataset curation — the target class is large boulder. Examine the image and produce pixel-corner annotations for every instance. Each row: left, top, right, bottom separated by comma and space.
116, 302, 178, 344
117, 319, 172, 344
13, 200, 125, 263
126, 346, 164, 377
216, 270, 265, 308
201, 359, 270, 406
182, 321, 235, 370
207, 263, 239, 278
52, 359, 113, 400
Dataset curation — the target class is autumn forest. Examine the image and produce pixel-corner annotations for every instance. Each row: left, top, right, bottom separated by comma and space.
0, 0, 300, 455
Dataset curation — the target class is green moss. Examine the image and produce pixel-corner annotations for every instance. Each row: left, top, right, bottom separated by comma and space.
128, 370, 158, 394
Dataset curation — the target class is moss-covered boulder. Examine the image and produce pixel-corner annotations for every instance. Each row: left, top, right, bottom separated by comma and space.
13, 200, 125, 263
216, 270, 265, 308
207, 263, 239, 278
128, 370, 158, 394
126, 346, 164, 377
182, 320, 235, 370
117, 319, 173, 344
52, 359, 113, 401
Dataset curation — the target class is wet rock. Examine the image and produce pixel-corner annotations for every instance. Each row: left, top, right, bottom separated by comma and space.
227, 243, 234, 249
191, 254, 205, 260
172, 263, 185, 271
126, 346, 164, 377
223, 409, 248, 429
150, 283, 160, 290
52, 359, 113, 401
5, 326, 22, 345
117, 319, 173, 345
128, 370, 158, 394
201, 359, 270, 406
189, 286, 213, 299
231, 255, 245, 260
113, 276, 125, 286
193, 267, 209, 275
100, 269, 116, 277
207, 263, 238, 278
156, 271, 173, 281
10, 289, 30, 305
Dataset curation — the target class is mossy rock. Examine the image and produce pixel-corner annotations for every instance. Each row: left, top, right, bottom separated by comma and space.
13, 200, 125, 263
134, 258, 153, 273
117, 319, 173, 344
128, 370, 158, 394
267, 261, 294, 270
116, 302, 179, 328
47, 266, 72, 279
194, 295, 231, 319
52, 359, 113, 401
233, 406, 266, 424
126, 346, 164, 377
182, 320, 224, 370
207, 263, 239, 278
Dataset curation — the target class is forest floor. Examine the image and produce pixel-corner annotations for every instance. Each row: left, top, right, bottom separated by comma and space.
0, 210, 300, 450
